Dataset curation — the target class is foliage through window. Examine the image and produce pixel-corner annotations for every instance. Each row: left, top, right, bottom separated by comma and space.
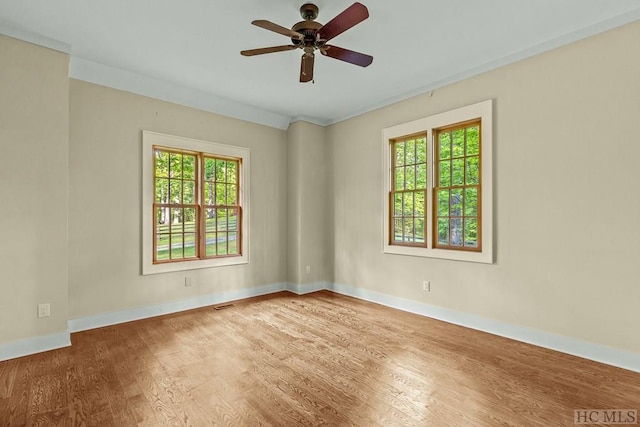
153, 147, 241, 263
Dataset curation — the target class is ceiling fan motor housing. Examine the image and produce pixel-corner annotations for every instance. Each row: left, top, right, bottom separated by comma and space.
292, 20, 323, 48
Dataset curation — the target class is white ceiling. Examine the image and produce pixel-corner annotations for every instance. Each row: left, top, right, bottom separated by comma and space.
1, 1, 639, 129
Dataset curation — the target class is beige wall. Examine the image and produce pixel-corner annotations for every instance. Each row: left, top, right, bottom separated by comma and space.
68, 80, 288, 318
0, 35, 69, 343
327, 21, 640, 353
286, 121, 331, 286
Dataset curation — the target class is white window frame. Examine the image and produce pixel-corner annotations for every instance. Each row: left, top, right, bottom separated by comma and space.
142, 131, 250, 275
382, 100, 493, 263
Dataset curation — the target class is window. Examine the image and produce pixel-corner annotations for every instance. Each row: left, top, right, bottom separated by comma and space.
390, 134, 428, 246
434, 120, 481, 250
382, 100, 493, 263
143, 132, 249, 274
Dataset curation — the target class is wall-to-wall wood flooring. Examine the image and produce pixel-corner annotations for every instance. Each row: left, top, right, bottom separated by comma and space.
1, 291, 638, 426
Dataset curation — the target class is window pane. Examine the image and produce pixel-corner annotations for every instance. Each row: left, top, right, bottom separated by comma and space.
228, 232, 239, 254
183, 155, 196, 180
204, 158, 215, 180
415, 192, 425, 217
206, 233, 216, 256
452, 159, 465, 186
465, 188, 478, 217
184, 233, 196, 258
227, 185, 237, 205
466, 126, 480, 155
183, 181, 195, 204
439, 161, 451, 187
403, 193, 413, 216
155, 150, 169, 178
170, 153, 183, 178
405, 166, 415, 190
405, 140, 415, 165
170, 234, 183, 259
437, 190, 449, 217
395, 142, 405, 166
393, 193, 402, 216
218, 209, 228, 231
466, 156, 480, 185
452, 129, 465, 157
439, 132, 451, 160
395, 167, 405, 191
228, 161, 238, 184
394, 219, 403, 242
464, 218, 478, 247
155, 207, 170, 232
414, 218, 425, 243
451, 189, 463, 217
170, 208, 183, 233
416, 138, 427, 163
204, 182, 214, 205
156, 234, 169, 261
205, 209, 216, 232
216, 159, 226, 182
226, 161, 236, 183
416, 164, 427, 189
215, 184, 226, 205
228, 209, 239, 231
155, 178, 169, 203
170, 179, 182, 204
184, 208, 196, 230
403, 218, 414, 242
437, 218, 449, 245
451, 218, 463, 246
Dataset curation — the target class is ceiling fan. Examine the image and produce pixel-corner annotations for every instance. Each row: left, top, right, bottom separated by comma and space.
241, 2, 373, 83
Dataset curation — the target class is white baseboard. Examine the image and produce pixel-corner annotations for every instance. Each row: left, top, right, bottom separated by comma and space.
330, 283, 640, 374
5, 282, 637, 373
286, 281, 330, 295
68, 281, 327, 334
0, 331, 71, 362
68, 282, 287, 333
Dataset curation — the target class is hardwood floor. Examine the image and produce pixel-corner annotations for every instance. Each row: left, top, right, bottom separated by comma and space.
1, 291, 638, 426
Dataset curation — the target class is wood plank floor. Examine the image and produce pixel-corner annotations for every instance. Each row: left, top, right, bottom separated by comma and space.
1, 291, 638, 426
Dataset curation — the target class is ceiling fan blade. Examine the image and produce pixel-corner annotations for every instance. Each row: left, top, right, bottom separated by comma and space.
241, 45, 297, 56
251, 20, 303, 40
300, 52, 314, 83
321, 45, 373, 67
317, 2, 369, 42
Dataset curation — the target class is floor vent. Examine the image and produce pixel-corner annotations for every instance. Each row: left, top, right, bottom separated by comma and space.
214, 304, 235, 310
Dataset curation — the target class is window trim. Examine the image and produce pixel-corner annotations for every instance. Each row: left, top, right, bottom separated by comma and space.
142, 131, 250, 275
382, 100, 493, 264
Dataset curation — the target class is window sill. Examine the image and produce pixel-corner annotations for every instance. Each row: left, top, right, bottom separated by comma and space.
143, 256, 249, 275
383, 244, 493, 264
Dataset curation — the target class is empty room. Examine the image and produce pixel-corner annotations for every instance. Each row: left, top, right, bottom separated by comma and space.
1, 1, 640, 425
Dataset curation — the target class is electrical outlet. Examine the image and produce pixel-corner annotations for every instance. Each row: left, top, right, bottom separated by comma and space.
422, 281, 430, 292
37, 303, 50, 318
305, 266, 311, 274
185, 277, 192, 287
